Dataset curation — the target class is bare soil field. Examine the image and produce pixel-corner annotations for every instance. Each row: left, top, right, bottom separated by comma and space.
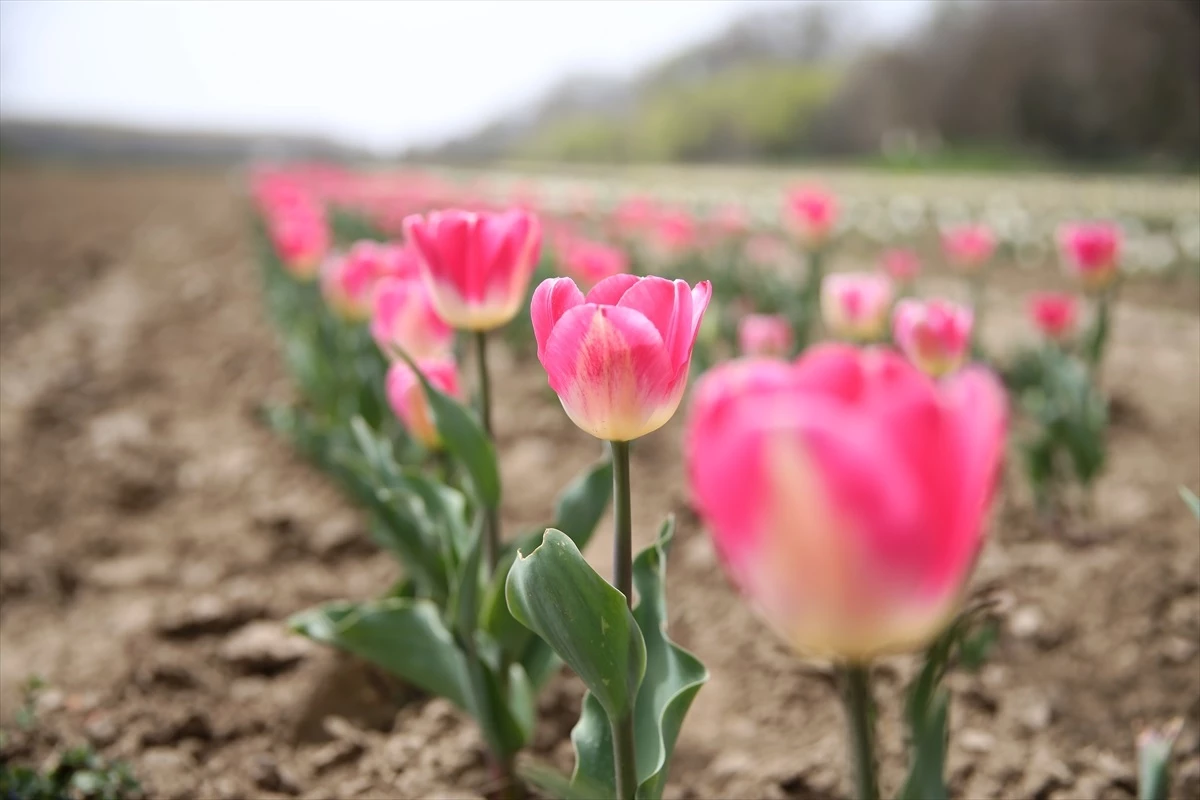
0, 166, 1197, 799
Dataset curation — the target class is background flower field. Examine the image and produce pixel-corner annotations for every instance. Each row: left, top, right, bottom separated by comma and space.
0, 164, 1196, 799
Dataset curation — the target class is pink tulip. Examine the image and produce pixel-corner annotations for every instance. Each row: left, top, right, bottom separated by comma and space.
739, 314, 793, 358
1058, 222, 1121, 290
685, 345, 1006, 659
370, 277, 454, 360
1027, 292, 1078, 341
892, 299, 973, 378
612, 195, 660, 238
403, 209, 542, 331
941, 225, 995, 272
561, 239, 630, 289
821, 273, 895, 342
270, 211, 330, 280
531, 274, 712, 441
651, 209, 697, 260
385, 359, 461, 450
320, 240, 394, 321
784, 186, 837, 248
881, 249, 921, 283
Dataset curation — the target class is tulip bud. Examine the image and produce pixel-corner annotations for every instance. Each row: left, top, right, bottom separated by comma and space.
1027, 291, 1079, 342
531, 274, 712, 442
370, 277, 454, 360
881, 249, 921, 283
784, 186, 837, 249
685, 345, 1007, 660
821, 273, 894, 343
385, 359, 461, 450
1058, 221, 1121, 291
893, 298, 973, 378
942, 225, 995, 273
403, 208, 542, 331
560, 238, 630, 289
270, 210, 330, 281
739, 314, 794, 358
321, 241, 391, 321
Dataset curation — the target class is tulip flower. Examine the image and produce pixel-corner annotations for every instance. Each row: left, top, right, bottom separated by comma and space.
561, 239, 630, 289
531, 274, 712, 442
320, 241, 392, 321
941, 224, 995, 272
650, 209, 697, 262
881, 249, 921, 284
685, 344, 1007, 661
893, 298, 973, 378
612, 195, 660, 238
270, 211, 330, 281
739, 314, 794, 358
370, 277, 454, 360
784, 186, 837, 249
403, 209, 542, 331
821, 273, 894, 343
1058, 222, 1121, 291
1027, 292, 1079, 342
385, 358, 461, 450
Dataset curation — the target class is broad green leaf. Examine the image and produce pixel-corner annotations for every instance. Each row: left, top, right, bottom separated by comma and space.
463, 637, 536, 760
1180, 486, 1200, 520
289, 598, 471, 711
396, 350, 501, 509
568, 516, 709, 800
899, 689, 949, 800
506, 529, 646, 720
554, 458, 614, 549
481, 458, 612, 686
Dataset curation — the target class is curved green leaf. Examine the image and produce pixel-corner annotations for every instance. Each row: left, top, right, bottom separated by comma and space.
505, 529, 646, 720
555, 458, 614, 549
289, 598, 471, 711
396, 350, 501, 509
1180, 486, 1200, 520
568, 516, 708, 800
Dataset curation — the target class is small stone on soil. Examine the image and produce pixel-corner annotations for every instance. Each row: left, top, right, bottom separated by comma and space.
219, 620, 312, 675
250, 755, 301, 796
156, 593, 264, 638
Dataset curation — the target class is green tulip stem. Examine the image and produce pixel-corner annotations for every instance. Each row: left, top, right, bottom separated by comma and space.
609, 438, 637, 800
969, 272, 986, 362
474, 330, 499, 571
841, 664, 880, 800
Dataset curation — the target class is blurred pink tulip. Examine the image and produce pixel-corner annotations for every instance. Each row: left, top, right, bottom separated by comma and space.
685, 345, 1006, 660
370, 277, 454, 360
784, 186, 837, 248
821, 273, 894, 342
941, 225, 995, 272
385, 359, 461, 450
1027, 292, 1078, 341
738, 314, 793, 358
270, 211, 330, 280
531, 274, 712, 441
1058, 222, 1121, 290
612, 195, 660, 237
561, 239, 630, 289
881, 249, 921, 283
651, 209, 698, 260
403, 209, 542, 331
893, 299, 973, 378
320, 240, 394, 320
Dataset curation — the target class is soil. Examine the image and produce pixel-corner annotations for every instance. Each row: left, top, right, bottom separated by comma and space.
1, 166, 1198, 800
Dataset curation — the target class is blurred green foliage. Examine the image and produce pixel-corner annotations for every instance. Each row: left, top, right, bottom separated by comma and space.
522, 64, 837, 163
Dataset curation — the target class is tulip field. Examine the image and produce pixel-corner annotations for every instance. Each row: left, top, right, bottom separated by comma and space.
1, 164, 1198, 800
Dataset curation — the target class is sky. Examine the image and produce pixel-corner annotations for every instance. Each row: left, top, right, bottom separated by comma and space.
0, 0, 930, 152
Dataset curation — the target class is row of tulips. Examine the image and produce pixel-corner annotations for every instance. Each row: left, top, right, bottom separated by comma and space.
249, 165, 1179, 799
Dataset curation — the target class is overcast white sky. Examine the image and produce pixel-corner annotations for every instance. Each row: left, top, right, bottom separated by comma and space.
0, 0, 930, 152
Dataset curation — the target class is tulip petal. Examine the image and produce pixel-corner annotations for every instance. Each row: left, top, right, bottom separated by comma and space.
542, 304, 673, 441
531, 277, 585, 361
585, 273, 641, 306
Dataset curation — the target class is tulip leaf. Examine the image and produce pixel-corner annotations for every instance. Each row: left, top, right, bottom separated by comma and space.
289, 598, 472, 711
566, 516, 708, 800
1138, 719, 1183, 800
395, 350, 501, 510
481, 458, 614, 686
518, 757, 610, 800
505, 529, 646, 721
1180, 486, 1200, 520
555, 457, 614, 548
